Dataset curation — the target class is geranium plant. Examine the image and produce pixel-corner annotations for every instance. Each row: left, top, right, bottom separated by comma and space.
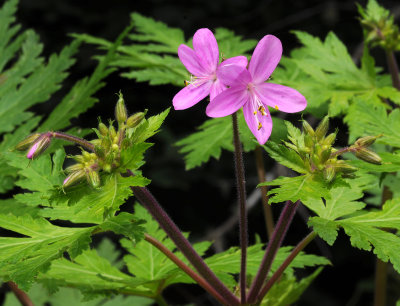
1, 0, 400, 305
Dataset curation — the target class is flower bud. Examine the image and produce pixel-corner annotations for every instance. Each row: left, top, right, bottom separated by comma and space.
27, 133, 52, 159
95, 146, 105, 158
127, 111, 146, 128
109, 126, 117, 140
333, 161, 358, 173
115, 93, 128, 124
323, 133, 336, 147
355, 148, 382, 165
98, 123, 109, 136
86, 170, 101, 188
354, 135, 382, 148
15, 133, 41, 151
63, 169, 86, 188
320, 148, 332, 164
302, 120, 315, 136
323, 167, 336, 182
304, 134, 314, 150
65, 163, 84, 173
315, 116, 329, 140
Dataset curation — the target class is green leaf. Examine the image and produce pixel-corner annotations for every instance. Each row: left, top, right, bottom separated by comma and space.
263, 174, 332, 204
302, 182, 365, 220
121, 205, 212, 291
4, 283, 153, 306
345, 98, 400, 146
176, 111, 287, 170
0, 214, 92, 290
176, 116, 234, 170
38, 248, 148, 294
273, 31, 399, 117
338, 220, 400, 273
42, 174, 148, 223
98, 212, 146, 243
308, 217, 339, 245
127, 108, 170, 144
39, 22, 134, 131
262, 141, 307, 174
261, 268, 323, 306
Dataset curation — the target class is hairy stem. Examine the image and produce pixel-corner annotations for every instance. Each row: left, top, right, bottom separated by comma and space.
386, 51, 400, 90
256, 231, 317, 303
52, 131, 95, 152
7, 281, 34, 306
246, 200, 299, 304
144, 234, 227, 305
231, 113, 248, 303
129, 178, 239, 306
374, 186, 393, 306
254, 146, 274, 239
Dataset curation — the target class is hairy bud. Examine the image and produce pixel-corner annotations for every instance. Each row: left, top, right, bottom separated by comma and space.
302, 120, 315, 136
98, 123, 109, 136
127, 111, 147, 128
355, 148, 382, 165
315, 116, 329, 140
27, 133, 52, 159
115, 93, 128, 124
15, 133, 41, 151
87, 170, 101, 188
63, 169, 86, 188
354, 135, 382, 148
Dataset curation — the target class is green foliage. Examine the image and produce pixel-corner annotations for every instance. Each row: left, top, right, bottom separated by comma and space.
176, 112, 287, 169
273, 31, 400, 117
261, 268, 323, 306
345, 98, 400, 145
4, 283, 153, 306
73, 13, 256, 87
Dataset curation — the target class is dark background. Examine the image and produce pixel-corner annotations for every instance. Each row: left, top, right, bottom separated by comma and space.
6, 0, 400, 305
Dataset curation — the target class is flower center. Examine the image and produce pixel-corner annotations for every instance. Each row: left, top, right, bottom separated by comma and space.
248, 85, 267, 130
185, 74, 216, 87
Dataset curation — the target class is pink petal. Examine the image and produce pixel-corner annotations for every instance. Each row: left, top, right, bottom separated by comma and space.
216, 64, 252, 87
209, 79, 227, 100
206, 86, 249, 117
173, 82, 212, 110
248, 35, 282, 84
243, 101, 272, 145
219, 55, 248, 69
178, 44, 206, 76
193, 28, 219, 74
255, 83, 307, 113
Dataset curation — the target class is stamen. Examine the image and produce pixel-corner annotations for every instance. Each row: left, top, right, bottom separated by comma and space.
184, 80, 189, 86
274, 105, 279, 110
258, 122, 262, 130
258, 106, 267, 116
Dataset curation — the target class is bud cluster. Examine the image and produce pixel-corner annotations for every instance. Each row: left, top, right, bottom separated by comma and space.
63, 93, 146, 188
16, 93, 146, 189
358, 0, 400, 51
289, 117, 382, 182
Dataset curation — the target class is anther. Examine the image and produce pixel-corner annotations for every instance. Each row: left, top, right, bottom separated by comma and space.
258, 122, 262, 130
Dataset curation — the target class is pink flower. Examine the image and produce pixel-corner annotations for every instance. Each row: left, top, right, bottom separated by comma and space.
206, 35, 307, 145
173, 28, 247, 110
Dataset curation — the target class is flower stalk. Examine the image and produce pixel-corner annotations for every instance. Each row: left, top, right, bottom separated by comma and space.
232, 112, 249, 303
246, 200, 299, 304
7, 281, 34, 306
129, 173, 240, 306
144, 233, 227, 305
255, 231, 317, 303
255, 146, 274, 239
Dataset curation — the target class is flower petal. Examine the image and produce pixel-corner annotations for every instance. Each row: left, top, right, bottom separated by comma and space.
173, 82, 212, 110
178, 44, 205, 76
255, 83, 307, 113
209, 79, 226, 100
243, 101, 272, 145
216, 64, 252, 87
206, 86, 249, 117
220, 55, 248, 69
193, 28, 219, 74
248, 35, 282, 84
